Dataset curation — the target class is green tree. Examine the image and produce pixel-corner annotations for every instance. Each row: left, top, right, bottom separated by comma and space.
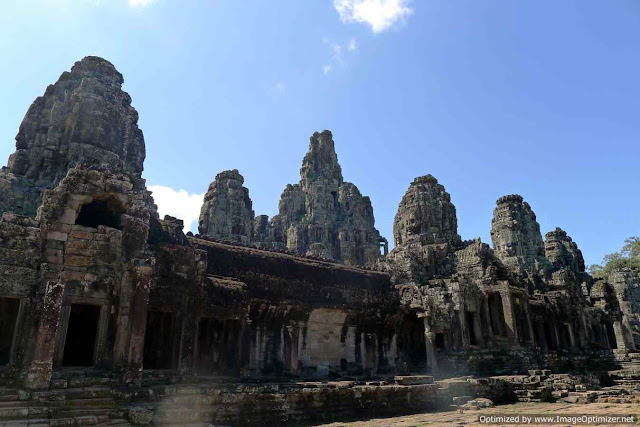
588, 236, 640, 280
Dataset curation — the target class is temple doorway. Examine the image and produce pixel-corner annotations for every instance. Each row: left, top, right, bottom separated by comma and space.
143, 311, 174, 369
0, 297, 20, 365
62, 304, 100, 366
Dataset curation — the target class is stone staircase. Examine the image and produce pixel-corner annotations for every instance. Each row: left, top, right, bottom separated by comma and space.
0, 376, 130, 427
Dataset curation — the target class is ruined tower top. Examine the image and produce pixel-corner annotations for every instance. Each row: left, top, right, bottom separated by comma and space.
300, 130, 343, 188
490, 194, 545, 274
393, 174, 461, 247
0, 56, 146, 217
544, 227, 586, 274
198, 169, 255, 244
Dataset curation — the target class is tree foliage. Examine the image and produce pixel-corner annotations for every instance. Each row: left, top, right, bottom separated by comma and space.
588, 236, 640, 280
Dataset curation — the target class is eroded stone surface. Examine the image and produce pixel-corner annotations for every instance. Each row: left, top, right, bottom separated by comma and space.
198, 169, 254, 244
256, 130, 383, 265
0, 56, 145, 217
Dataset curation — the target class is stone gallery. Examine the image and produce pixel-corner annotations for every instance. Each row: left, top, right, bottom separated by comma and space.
0, 57, 638, 425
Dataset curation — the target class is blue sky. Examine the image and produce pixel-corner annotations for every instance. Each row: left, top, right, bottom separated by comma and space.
1, 0, 639, 266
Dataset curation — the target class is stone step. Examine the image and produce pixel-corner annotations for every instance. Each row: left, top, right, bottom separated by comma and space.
32, 387, 113, 402
51, 408, 113, 419
63, 398, 116, 409
0, 388, 20, 397
96, 419, 131, 427
0, 394, 19, 402
0, 400, 29, 408
0, 406, 50, 420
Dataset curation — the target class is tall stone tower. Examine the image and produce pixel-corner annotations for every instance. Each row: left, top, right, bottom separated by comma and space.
198, 169, 255, 244
0, 56, 146, 217
263, 130, 383, 265
490, 195, 546, 274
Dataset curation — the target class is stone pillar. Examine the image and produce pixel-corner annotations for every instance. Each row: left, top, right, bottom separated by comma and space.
482, 299, 494, 345
122, 266, 153, 386
177, 311, 198, 375
473, 311, 484, 347
423, 318, 437, 373
500, 291, 519, 346
552, 323, 561, 349
523, 300, 535, 346
113, 271, 134, 370
613, 320, 630, 350
458, 310, 469, 349
285, 324, 300, 375
25, 281, 65, 390
565, 323, 576, 347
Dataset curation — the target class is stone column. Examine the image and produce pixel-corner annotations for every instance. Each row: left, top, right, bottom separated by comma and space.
123, 266, 153, 386
523, 300, 535, 346
613, 320, 630, 350
113, 271, 134, 370
458, 310, 469, 349
482, 299, 494, 345
565, 323, 576, 347
473, 311, 484, 347
25, 281, 65, 390
552, 323, 561, 349
423, 318, 437, 373
177, 311, 198, 375
500, 290, 519, 346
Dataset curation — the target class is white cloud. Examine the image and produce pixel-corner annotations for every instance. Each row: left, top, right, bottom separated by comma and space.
334, 0, 413, 33
348, 38, 357, 51
148, 185, 204, 233
274, 82, 286, 92
323, 64, 333, 75
129, 0, 156, 7
332, 44, 343, 63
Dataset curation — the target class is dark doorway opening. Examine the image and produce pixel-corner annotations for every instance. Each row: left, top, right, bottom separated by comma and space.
0, 298, 20, 365
76, 198, 125, 230
397, 311, 427, 373
544, 321, 557, 350
466, 311, 477, 345
197, 317, 240, 375
143, 311, 174, 369
488, 293, 506, 337
62, 304, 100, 366
435, 332, 445, 350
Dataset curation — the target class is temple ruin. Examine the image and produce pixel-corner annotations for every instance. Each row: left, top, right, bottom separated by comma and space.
0, 56, 638, 426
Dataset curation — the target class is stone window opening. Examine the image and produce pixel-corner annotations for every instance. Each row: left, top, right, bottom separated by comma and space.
75, 197, 125, 230
0, 297, 20, 365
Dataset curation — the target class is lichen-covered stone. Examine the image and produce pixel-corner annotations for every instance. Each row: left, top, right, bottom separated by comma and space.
393, 175, 461, 247
198, 169, 254, 244
260, 130, 383, 265
490, 195, 547, 274
0, 56, 146, 217
384, 175, 461, 285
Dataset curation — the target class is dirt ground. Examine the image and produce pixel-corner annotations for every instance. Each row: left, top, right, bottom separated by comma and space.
315, 402, 640, 426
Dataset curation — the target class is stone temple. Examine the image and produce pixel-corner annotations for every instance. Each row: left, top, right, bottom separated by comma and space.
0, 57, 638, 426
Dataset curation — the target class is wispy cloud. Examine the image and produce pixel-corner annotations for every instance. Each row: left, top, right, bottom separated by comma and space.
129, 0, 156, 7
334, 0, 413, 33
274, 82, 286, 92
321, 37, 357, 75
148, 185, 204, 233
